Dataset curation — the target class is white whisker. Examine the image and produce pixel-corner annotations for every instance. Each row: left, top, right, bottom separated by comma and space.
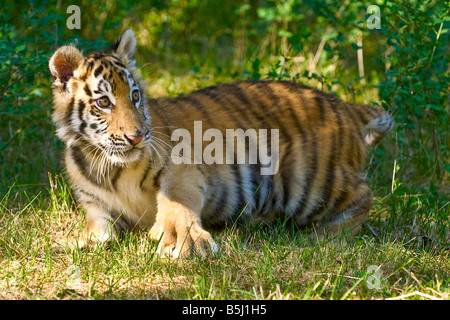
151, 136, 173, 151
149, 143, 164, 165
88, 147, 103, 177
150, 138, 171, 159
150, 125, 177, 131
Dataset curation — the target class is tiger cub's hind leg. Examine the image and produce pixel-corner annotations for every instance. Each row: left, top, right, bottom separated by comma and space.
316, 180, 373, 240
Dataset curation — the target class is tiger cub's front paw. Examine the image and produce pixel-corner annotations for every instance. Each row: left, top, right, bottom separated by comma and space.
149, 218, 219, 259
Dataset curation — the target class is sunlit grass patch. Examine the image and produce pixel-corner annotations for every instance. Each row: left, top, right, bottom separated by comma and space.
1, 180, 448, 300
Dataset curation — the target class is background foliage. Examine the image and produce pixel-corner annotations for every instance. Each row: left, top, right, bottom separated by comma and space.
1, 0, 448, 193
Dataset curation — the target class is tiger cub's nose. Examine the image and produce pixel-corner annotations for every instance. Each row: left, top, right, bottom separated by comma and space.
125, 132, 145, 145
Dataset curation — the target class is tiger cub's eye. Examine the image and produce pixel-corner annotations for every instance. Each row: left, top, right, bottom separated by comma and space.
132, 90, 140, 103
96, 96, 111, 109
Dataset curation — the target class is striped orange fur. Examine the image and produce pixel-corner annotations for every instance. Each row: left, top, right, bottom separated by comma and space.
49, 30, 393, 258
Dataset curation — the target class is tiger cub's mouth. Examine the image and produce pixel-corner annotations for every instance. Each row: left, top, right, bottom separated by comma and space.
98, 131, 151, 166
106, 146, 145, 166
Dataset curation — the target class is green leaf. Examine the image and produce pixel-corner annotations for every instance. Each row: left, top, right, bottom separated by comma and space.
350, 43, 362, 51
15, 44, 26, 52
278, 29, 293, 38
426, 104, 442, 111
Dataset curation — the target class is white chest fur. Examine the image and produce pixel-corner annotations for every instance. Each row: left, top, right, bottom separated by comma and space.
111, 166, 158, 229
66, 148, 158, 231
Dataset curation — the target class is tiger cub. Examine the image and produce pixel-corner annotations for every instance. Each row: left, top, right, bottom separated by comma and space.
49, 29, 393, 258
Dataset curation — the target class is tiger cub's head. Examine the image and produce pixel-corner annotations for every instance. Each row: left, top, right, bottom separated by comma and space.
49, 29, 150, 166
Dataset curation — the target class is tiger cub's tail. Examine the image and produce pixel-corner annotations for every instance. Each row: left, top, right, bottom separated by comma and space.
360, 105, 394, 147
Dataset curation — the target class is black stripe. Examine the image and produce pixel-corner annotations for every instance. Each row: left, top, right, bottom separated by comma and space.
262, 82, 298, 136
263, 82, 306, 213
281, 88, 307, 212
198, 86, 246, 129
105, 70, 112, 84
330, 168, 352, 214
78, 100, 86, 120
64, 97, 75, 125
175, 96, 212, 124
363, 104, 379, 118
117, 69, 127, 83
277, 82, 306, 137
78, 100, 87, 133
147, 100, 172, 137
139, 163, 152, 191
232, 163, 246, 221
351, 105, 368, 125
262, 175, 274, 215
78, 189, 107, 207
307, 103, 343, 222
110, 209, 130, 233
211, 83, 260, 129
306, 135, 338, 222
341, 106, 366, 168
264, 83, 303, 211
285, 139, 310, 216
110, 167, 123, 191
286, 82, 310, 120
237, 83, 268, 125
84, 84, 92, 97
281, 142, 293, 209
314, 95, 326, 123
251, 82, 295, 163
114, 60, 126, 69
152, 163, 168, 189
89, 51, 108, 60
110, 76, 117, 92
214, 183, 229, 223
109, 55, 125, 64
333, 180, 371, 217
203, 176, 229, 228
229, 83, 269, 129
196, 164, 206, 177
325, 105, 343, 193
94, 65, 104, 78
80, 121, 87, 134
70, 146, 108, 190
347, 129, 362, 169
248, 163, 263, 212
80, 61, 93, 82
295, 130, 318, 218
343, 106, 366, 151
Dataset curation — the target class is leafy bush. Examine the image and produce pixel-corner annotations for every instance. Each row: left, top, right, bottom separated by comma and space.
0, 1, 118, 193
377, 1, 449, 184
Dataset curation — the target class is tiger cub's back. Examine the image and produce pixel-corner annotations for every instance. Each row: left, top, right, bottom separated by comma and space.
147, 80, 391, 229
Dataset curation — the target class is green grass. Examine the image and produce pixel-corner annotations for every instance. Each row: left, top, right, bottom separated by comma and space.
0, 173, 448, 300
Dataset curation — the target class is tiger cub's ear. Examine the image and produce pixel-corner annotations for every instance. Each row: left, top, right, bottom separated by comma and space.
49, 45, 84, 89
112, 29, 136, 65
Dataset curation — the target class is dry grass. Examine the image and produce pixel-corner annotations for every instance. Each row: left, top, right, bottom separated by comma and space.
1, 180, 448, 300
